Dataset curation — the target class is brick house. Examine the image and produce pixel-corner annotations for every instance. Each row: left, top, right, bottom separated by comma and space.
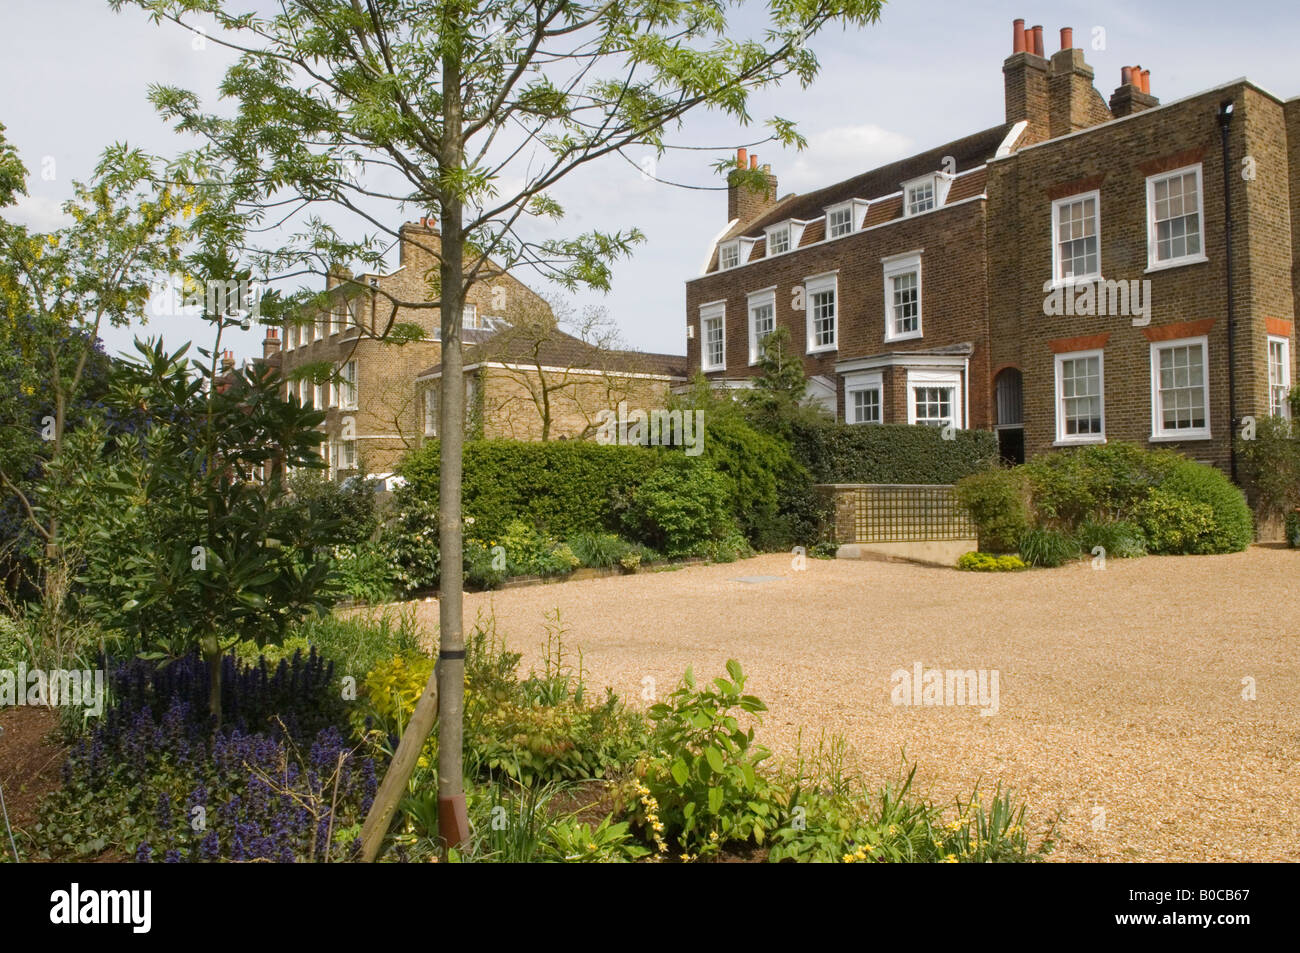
272, 219, 556, 478
415, 324, 686, 442
685, 19, 1299, 476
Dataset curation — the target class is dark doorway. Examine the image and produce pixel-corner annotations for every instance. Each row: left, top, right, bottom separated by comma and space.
994, 368, 1025, 465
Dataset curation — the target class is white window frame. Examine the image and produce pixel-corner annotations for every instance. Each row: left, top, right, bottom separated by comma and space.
700, 301, 727, 372
765, 223, 792, 256
338, 439, 357, 471
339, 360, 358, 410
464, 303, 483, 330
1053, 349, 1107, 445
331, 301, 346, 335
803, 272, 838, 355
906, 369, 963, 428
1145, 163, 1207, 272
882, 251, 923, 342
844, 370, 883, 425
1268, 335, 1291, 418
424, 386, 439, 436
825, 203, 855, 239
1149, 335, 1211, 441
718, 241, 741, 271
901, 173, 952, 218
1050, 189, 1102, 286
747, 287, 777, 365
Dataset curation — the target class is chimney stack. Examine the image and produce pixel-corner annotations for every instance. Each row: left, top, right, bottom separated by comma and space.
1004, 18, 1050, 144
726, 147, 778, 226
1047, 24, 1115, 138
263, 326, 280, 361
1059, 27, 1072, 51
1109, 63, 1159, 117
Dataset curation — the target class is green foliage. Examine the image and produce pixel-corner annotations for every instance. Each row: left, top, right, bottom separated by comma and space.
1019, 443, 1181, 527
793, 421, 998, 485
1153, 459, 1253, 554
288, 470, 382, 545
542, 814, 650, 863
567, 532, 632, 569
327, 542, 400, 604
954, 469, 1032, 553
400, 439, 658, 542
636, 660, 776, 859
1076, 520, 1147, 559
1017, 528, 1080, 568
1130, 491, 1218, 555
1237, 414, 1300, 523
956, 552, 1027, 572
495, 519, 581, 577
379, 496, 440, 594
1286, 511, 1300, 548
240, 606, 421, 682
622, 455, 735, 558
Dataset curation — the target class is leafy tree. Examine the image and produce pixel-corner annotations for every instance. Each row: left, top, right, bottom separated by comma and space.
116, 0, 886, 856
67, 338, 341, 725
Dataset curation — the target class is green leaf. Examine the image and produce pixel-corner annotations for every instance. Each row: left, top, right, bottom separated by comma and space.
707, 787, 723, 815
705, 745, 725, 774
726, 659, 743, 683
670, 759, 689, 786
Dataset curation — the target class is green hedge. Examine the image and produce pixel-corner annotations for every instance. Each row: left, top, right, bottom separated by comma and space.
792, 422, 998, 485
399, 439, 659, 541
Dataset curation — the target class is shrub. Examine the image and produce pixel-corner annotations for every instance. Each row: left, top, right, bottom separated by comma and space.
1286, 511, 1300, 548
621, 456, 736, 558
400, 439, 658, 541
1152, 460, 1252, 553
1018, 528, 1079, 568
1076, 520, 1147, 559
495, 519, 581, 576
330, 542, 400, 604
956, 552, 1027, 572
568, 532, 631, 568
1130, 491, 1217, 555
288, 469, 382, 544
1019, 443, 1181, 527
792, 421, 998, 485
1237, 415, 1300, 524
634, 660, 776, 859
954, 469, 1032, 553
379, 495, 440, 595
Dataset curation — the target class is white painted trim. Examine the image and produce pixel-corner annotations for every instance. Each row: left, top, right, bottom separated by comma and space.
701, 218, 739, 276
1145, 162, 1207, 272
844, 370, 883, 425
883, 252, 924, 343
700, 300, 727, 372
1053, 348, 1107, 444
803, 272, 838, 354
1268, 334, 1291, 418
906, 369, 963, 428
996, 120, 1029, 157
747, 288, 777, 366
1149, 335, 1211, 441
1050, 189, 1102, 286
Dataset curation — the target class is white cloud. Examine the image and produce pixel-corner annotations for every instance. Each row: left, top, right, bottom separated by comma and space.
780, 124, 914, 193
9, 194, 70, 233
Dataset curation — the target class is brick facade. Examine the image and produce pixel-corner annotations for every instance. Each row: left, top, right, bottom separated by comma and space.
684, 20, 1299, 479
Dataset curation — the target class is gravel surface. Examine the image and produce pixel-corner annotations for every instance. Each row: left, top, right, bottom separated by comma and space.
411, 546, 1300, 862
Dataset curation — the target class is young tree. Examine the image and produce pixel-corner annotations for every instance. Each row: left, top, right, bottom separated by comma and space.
0, 128, 187, 658
115, 0, 885, 856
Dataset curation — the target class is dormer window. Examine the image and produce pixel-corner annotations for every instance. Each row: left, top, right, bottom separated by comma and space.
902, 173, 954, 218
718, 241, 740, 270
766, 224, 791, 255
764, 220, 807, 257
825, 200, 868, 239
907, 181, 935, 215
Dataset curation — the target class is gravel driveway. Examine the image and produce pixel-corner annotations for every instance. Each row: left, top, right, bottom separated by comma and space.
411, 546, 1300, 862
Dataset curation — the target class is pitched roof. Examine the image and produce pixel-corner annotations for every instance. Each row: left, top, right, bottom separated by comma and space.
418, 325, 687, 379
714, 122, 1015, 256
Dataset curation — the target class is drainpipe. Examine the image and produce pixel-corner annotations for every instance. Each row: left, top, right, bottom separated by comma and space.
1218, 100, 1238, 482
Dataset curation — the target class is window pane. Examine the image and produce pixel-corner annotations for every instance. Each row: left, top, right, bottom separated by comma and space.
810, 289, 836, 348
891, 271, 919, 335
1151, 171, 1202, 263
1156, 344, 1206, 431
913, 386, 953, 427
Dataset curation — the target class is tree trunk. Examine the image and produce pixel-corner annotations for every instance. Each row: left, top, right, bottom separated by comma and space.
434, 32, 470, 850
355, 20, 469, 859
203, 636, 223, 730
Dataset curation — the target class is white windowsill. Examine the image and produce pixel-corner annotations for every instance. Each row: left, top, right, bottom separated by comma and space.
807, 344, 838, 355
1145, 255, 1209, 275
1054, 436, 1107, 447
885, 330, 923, 343
1149, 430, 1211, 442
1050, 274, 1104, 290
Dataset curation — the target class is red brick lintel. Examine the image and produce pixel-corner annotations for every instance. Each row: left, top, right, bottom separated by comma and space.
1265, 317, 1293, 338
1048, 332, 1111, 353
1142, 318, 1216, 342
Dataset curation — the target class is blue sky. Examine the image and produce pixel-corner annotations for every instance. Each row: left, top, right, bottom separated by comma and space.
1, 0, 1296, 363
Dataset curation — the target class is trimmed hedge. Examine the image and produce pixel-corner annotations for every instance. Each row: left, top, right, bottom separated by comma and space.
793, 422, 998, 485
400, 439, 659, 541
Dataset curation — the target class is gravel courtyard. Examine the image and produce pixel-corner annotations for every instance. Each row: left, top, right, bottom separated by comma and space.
414, 546, 1300, 862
